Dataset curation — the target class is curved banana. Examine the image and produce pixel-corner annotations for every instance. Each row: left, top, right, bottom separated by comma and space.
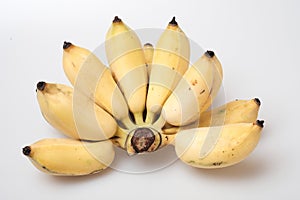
201, 51, 223, 112
36, 82, 117, 140
62, 42, 90, 85
62, 42, 133, 128
146, 17, 190, 124
105, 16, 148, 124
23, 138, 115, 176
199, 98, 261, 127
174, 120, 264, 169
143, 43, 154, 77
163, 51, 220, 126
162, 98, 261, 134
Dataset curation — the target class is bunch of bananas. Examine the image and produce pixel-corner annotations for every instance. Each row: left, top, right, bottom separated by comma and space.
23, 16, 264, 176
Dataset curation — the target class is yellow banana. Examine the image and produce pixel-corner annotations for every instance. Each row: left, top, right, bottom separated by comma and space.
175, 120, 264, 168
163, 51, 220, 126
23, 138, 115, 176
36, 82, 117, 140
201, 51, 223, 111
199, 98, 261, 127
162, 98, 261, 134
62, 42, 133, 128
146, 17, 190, 124
143, 43, 154, 77
62, 42, 90, 85
105, 16, 148, 124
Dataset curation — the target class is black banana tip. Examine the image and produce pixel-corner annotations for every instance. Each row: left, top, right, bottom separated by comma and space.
63, 41, 72, 50
254, 98, 261, 106
169, 16, 178, 26
37, 81, 46, 91
144, 43, 153, 47
23, 146, 31, 156
113, 16, 122, 23
256, 120, 264, 128
205, 50, 215, 58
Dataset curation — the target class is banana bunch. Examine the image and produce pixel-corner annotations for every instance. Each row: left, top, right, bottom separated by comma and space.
23, 16, 265, 176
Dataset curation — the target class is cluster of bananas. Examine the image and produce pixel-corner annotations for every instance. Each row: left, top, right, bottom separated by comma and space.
23, 17, 264, 176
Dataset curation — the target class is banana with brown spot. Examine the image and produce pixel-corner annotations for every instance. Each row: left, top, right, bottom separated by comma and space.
163, 51, 221, 126
146, 17, 190, 124
143, 43, 154, 77
175, 120, 264, 168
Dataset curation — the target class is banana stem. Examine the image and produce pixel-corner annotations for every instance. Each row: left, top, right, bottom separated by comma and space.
134, 112, 144, 125
152, 114, 166, 130
161, 132, 176, 147
162, 127, 179, 135
110, 127, 128, 149
121, 116, 135, 129
145, 112, 155, 124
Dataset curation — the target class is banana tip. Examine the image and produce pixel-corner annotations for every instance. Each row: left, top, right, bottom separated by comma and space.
144, 43, 153, 47
63, 41, 72, 50
254, 98, 261, 106
23, 146, 31, 156
205, 50, 215, 58
256, 120, 264, 128
169, 16, 178, 26
113, 16, 122, 23
37, 81, 46, 91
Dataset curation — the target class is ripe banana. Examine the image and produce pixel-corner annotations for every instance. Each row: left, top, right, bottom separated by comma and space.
146, 17, 190, 124
62, 41, 90, 85
62, 42, 133, 128
162, 98, 261, 134
36, 81, 117, 140
201, 51, 223, 112
23, 138, 115, 176
175, 120, 264, 168
199, 98, 261, 127
105, 16, 148, 124
163, 51, 220, 126
143, 43, 154, 77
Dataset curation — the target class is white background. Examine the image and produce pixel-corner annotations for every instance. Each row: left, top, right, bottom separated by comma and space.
1, 0, 300, 199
